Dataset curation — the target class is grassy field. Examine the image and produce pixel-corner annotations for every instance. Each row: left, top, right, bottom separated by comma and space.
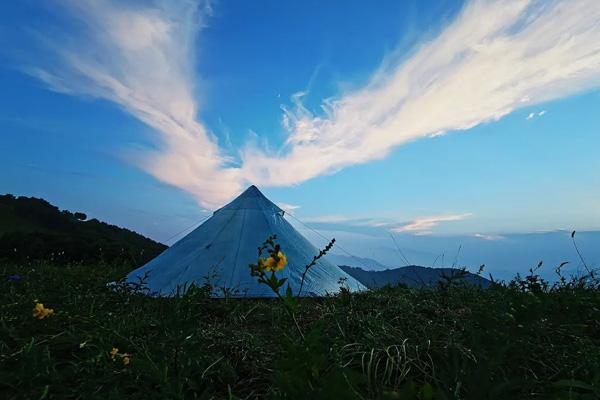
1, 261, 600, 399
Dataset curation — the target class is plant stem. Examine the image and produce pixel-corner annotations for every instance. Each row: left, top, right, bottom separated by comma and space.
571, 236, 591, 274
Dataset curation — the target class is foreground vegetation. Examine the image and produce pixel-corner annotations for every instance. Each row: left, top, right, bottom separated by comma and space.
2, 259, 600, 399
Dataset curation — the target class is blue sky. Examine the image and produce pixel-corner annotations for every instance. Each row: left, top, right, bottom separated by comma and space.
1, 0, 599, 255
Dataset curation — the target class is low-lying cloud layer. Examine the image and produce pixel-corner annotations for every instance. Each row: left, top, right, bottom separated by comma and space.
25, 0, 600, 209
392, 214, 472, 235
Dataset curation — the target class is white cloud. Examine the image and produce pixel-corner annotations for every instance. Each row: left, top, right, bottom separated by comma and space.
370, 221, 394, 228
241, 0, 600, 187
25, 0, 242, 209
24, 0, 600, 208
474, 233, 505, 241
302, 215, 353, 223
526, 109, 547, 120
391, 214, 472, 235
277, 202, 301, 213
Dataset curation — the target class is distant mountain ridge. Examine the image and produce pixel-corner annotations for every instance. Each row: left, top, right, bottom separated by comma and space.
339, 265, 492, 289
0, 194, 166, 264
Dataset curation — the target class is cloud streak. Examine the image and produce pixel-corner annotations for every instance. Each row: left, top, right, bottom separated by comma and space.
391, 214, 472, 235
474, 233, 505, 241
526, 110, 546, 120
242, 0, 600, 186
276, 202, 301, 213
25, 0, 242, 208
23, 0, 600, 209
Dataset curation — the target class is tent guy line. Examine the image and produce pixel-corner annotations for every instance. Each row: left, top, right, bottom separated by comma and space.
163, 216, 211, 245
285, 211, 378, 272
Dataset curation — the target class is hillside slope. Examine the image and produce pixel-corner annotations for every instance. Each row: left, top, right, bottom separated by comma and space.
340, 264, 491, 289
0, 194, 166, 264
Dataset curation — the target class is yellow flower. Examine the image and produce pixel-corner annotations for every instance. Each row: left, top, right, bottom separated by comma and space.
273, 251, 287, 271
260, 251, 287, 272
110, 348, 131, 365
263, 256, 277, 271
32, 303, 54, 319
110, 347, 119, 360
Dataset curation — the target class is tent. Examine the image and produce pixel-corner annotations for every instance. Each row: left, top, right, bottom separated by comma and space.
125, 185, 366, 297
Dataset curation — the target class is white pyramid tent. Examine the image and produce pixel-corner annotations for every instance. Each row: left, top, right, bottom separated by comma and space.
125, 186, 366, 297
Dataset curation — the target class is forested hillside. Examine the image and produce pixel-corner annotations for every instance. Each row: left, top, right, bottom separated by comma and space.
0, 194, 166, 264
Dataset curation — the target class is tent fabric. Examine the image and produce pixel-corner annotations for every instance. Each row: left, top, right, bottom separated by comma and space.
125, 185, 366, 297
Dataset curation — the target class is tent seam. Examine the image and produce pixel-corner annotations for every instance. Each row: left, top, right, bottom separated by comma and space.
228, 208, 247, 289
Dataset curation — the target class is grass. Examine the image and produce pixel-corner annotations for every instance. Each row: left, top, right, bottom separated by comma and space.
1, 261, 600, 399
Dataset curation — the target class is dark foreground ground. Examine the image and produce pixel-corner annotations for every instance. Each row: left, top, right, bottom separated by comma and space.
1, 262, 599, 399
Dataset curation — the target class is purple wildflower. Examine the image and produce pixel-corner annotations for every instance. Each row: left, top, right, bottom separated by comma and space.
8, 274, 22, 282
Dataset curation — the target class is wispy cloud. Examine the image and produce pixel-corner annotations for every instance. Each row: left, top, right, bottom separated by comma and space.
526, 110, 547, 120
242, 0, 600, 187
24, 0, 242, 209
391, 214, 472, 235
23, 0, 600, 208
474, 233, 505, 241
277, 202, 301, 213
302, 215, 354, 223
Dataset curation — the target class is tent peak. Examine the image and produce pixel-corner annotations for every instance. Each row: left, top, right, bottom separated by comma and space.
217, 185, 281, 213
244, 184, 260, 193
238, 185, 267, 199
